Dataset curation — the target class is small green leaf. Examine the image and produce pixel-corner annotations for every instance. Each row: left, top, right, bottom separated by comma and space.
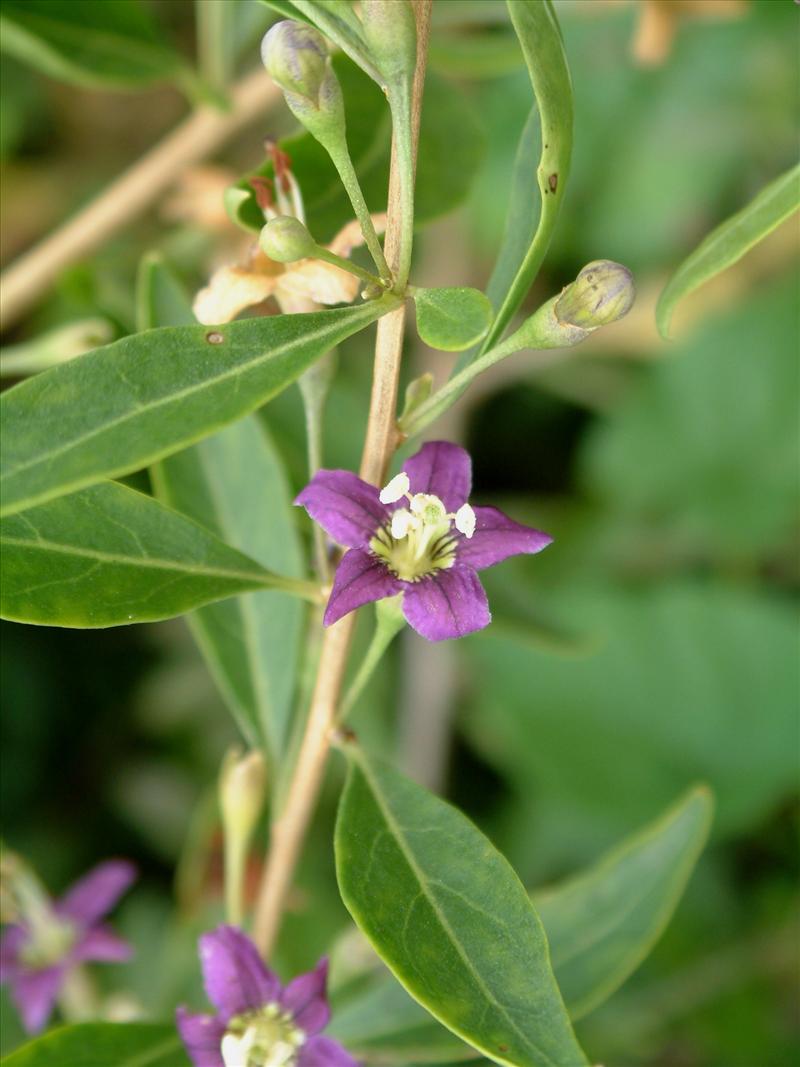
535, 786, 713, 1019
0, 0, 187, 90
3, 1022, 188, 1067
0, 298, 396, 518
414, 287, 493, 351
0, 481, 309, 628
471, 0, 573, 358
335, 748, 588, 1067
656, 162, 800, 338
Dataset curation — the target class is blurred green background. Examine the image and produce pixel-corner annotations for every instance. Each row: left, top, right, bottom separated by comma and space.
1, 1, 798, 1063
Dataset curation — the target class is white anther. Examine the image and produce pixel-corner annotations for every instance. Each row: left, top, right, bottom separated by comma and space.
222, 1029, 256, 1067
455, 503, 476, 539
391, 508, 415, 539
379, 472, 410, 504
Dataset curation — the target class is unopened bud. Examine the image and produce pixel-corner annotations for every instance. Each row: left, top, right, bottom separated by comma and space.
261, 21, 346, 148
261, 20, 329, 102
360, 0, 416, 84
555, 260, 635, 329
260, 215, 317, 263
219, 748, 267, 845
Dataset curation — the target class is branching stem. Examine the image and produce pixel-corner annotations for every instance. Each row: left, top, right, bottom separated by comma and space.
251, 0, 432, 959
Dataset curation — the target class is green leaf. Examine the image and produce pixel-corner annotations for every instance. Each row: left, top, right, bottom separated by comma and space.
414, 287, 493, 352
3, 1022, 188, 1067
154, 418, 305, 755
138, 253, 306, 756
656, 162, 800, 338
474, 0, 573, 356
335, 749, 588, 1067
229, 59, 485, 242
0, 298, 396, 518
0, 0, 187, 91
0, 481, 310, 628
330, 973, 481, 1063
535, 786, 713, 1020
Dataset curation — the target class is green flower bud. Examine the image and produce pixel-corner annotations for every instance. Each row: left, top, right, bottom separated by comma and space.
259, 215, 318, 263
261, 20, 346, 149
554, 260, 635, 329
360, 0, 416, 85
261, 20, 329, 101
219, 748, 267, 843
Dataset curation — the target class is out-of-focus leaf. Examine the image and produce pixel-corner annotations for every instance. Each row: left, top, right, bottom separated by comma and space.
656, 162, 800, 337
0, 0, 187, 90
335, 748, 588, 1067
0, 297, 396, 518
470, 0, 572, 357
154, 420, 304, 756
0, 318, 115, 377
229, 59, 485, 241
414, 287, 493, 351
534, 786, 713, 1020
3, 1023, 188, 1066
429, 32, 524, 80
139, 254, 305, 756
583, 276, 798, 557
329, 974, 481, 1063
464, 583, 798, 870
0, 481, 309, 628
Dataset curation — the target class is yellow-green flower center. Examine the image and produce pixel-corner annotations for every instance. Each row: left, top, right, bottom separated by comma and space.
222, 1004, 305, 1067
371, 491, 460, 582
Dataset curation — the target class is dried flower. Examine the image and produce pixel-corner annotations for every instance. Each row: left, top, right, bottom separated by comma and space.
296, 442, 552, 641
177, 924, 357, 1067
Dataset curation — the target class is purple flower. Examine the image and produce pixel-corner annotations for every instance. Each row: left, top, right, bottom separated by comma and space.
0, 859, 136, 1034
177, 924, 357, 1067
296, 441, 552, 641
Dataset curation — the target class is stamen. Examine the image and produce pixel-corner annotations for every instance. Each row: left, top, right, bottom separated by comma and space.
380, 472, 410, 504
455, 503, 476, 539
391, 508, 414, 539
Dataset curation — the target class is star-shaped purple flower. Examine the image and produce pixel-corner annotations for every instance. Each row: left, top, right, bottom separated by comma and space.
296, 441, 552, 641
177, 925, 357, 1067
0, 859, 136, 1034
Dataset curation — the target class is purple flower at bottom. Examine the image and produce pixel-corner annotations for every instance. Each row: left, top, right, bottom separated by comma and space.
296, 441, 552, 641
177, 924, 357, 1067
0, 859, 136, 1034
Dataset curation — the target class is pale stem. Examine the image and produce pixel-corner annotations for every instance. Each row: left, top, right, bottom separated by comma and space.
224, 834, 247, 927
57, 966, 99, 1023
0, 69, 280, 331
196, 0, 232, 93
339, 604, 406, 722
251, 0, 433, 959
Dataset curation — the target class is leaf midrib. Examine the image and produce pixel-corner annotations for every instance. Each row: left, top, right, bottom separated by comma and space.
355, 757, 564, 1067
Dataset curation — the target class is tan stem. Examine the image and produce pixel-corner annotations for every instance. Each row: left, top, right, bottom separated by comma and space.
0, 69, 279, 332
251, 0, 432, 959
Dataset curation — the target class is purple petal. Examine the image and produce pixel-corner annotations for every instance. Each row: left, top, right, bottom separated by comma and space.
402, 441, 471, 512
56, 860, 136, 927
299, 1035, 360, 1067
402, 565, 490, 641
456, 506, 552, 570
280, 957, 330, 1037
11, 965, 65, 1034
0, 924, 26, 981
176, 1007, 226, 1067
74, 925, 133, 964
199, 925, 280, 1021
324, 549, 402, 628
296, 470, 388, 548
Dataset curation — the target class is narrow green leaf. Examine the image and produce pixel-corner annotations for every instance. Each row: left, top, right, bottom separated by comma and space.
0, 481, 311, 628
414, 287, 493, 352
535, 786, 713, 1020
154, 419, 305, 756
3, 1022, 188, 1067
139, 253, 306, 756
335, 749, 588, 1067
656, 162, 800, 338
0, 0, 187, 90
471, 0, 573, 358
0, 298, 396, 518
